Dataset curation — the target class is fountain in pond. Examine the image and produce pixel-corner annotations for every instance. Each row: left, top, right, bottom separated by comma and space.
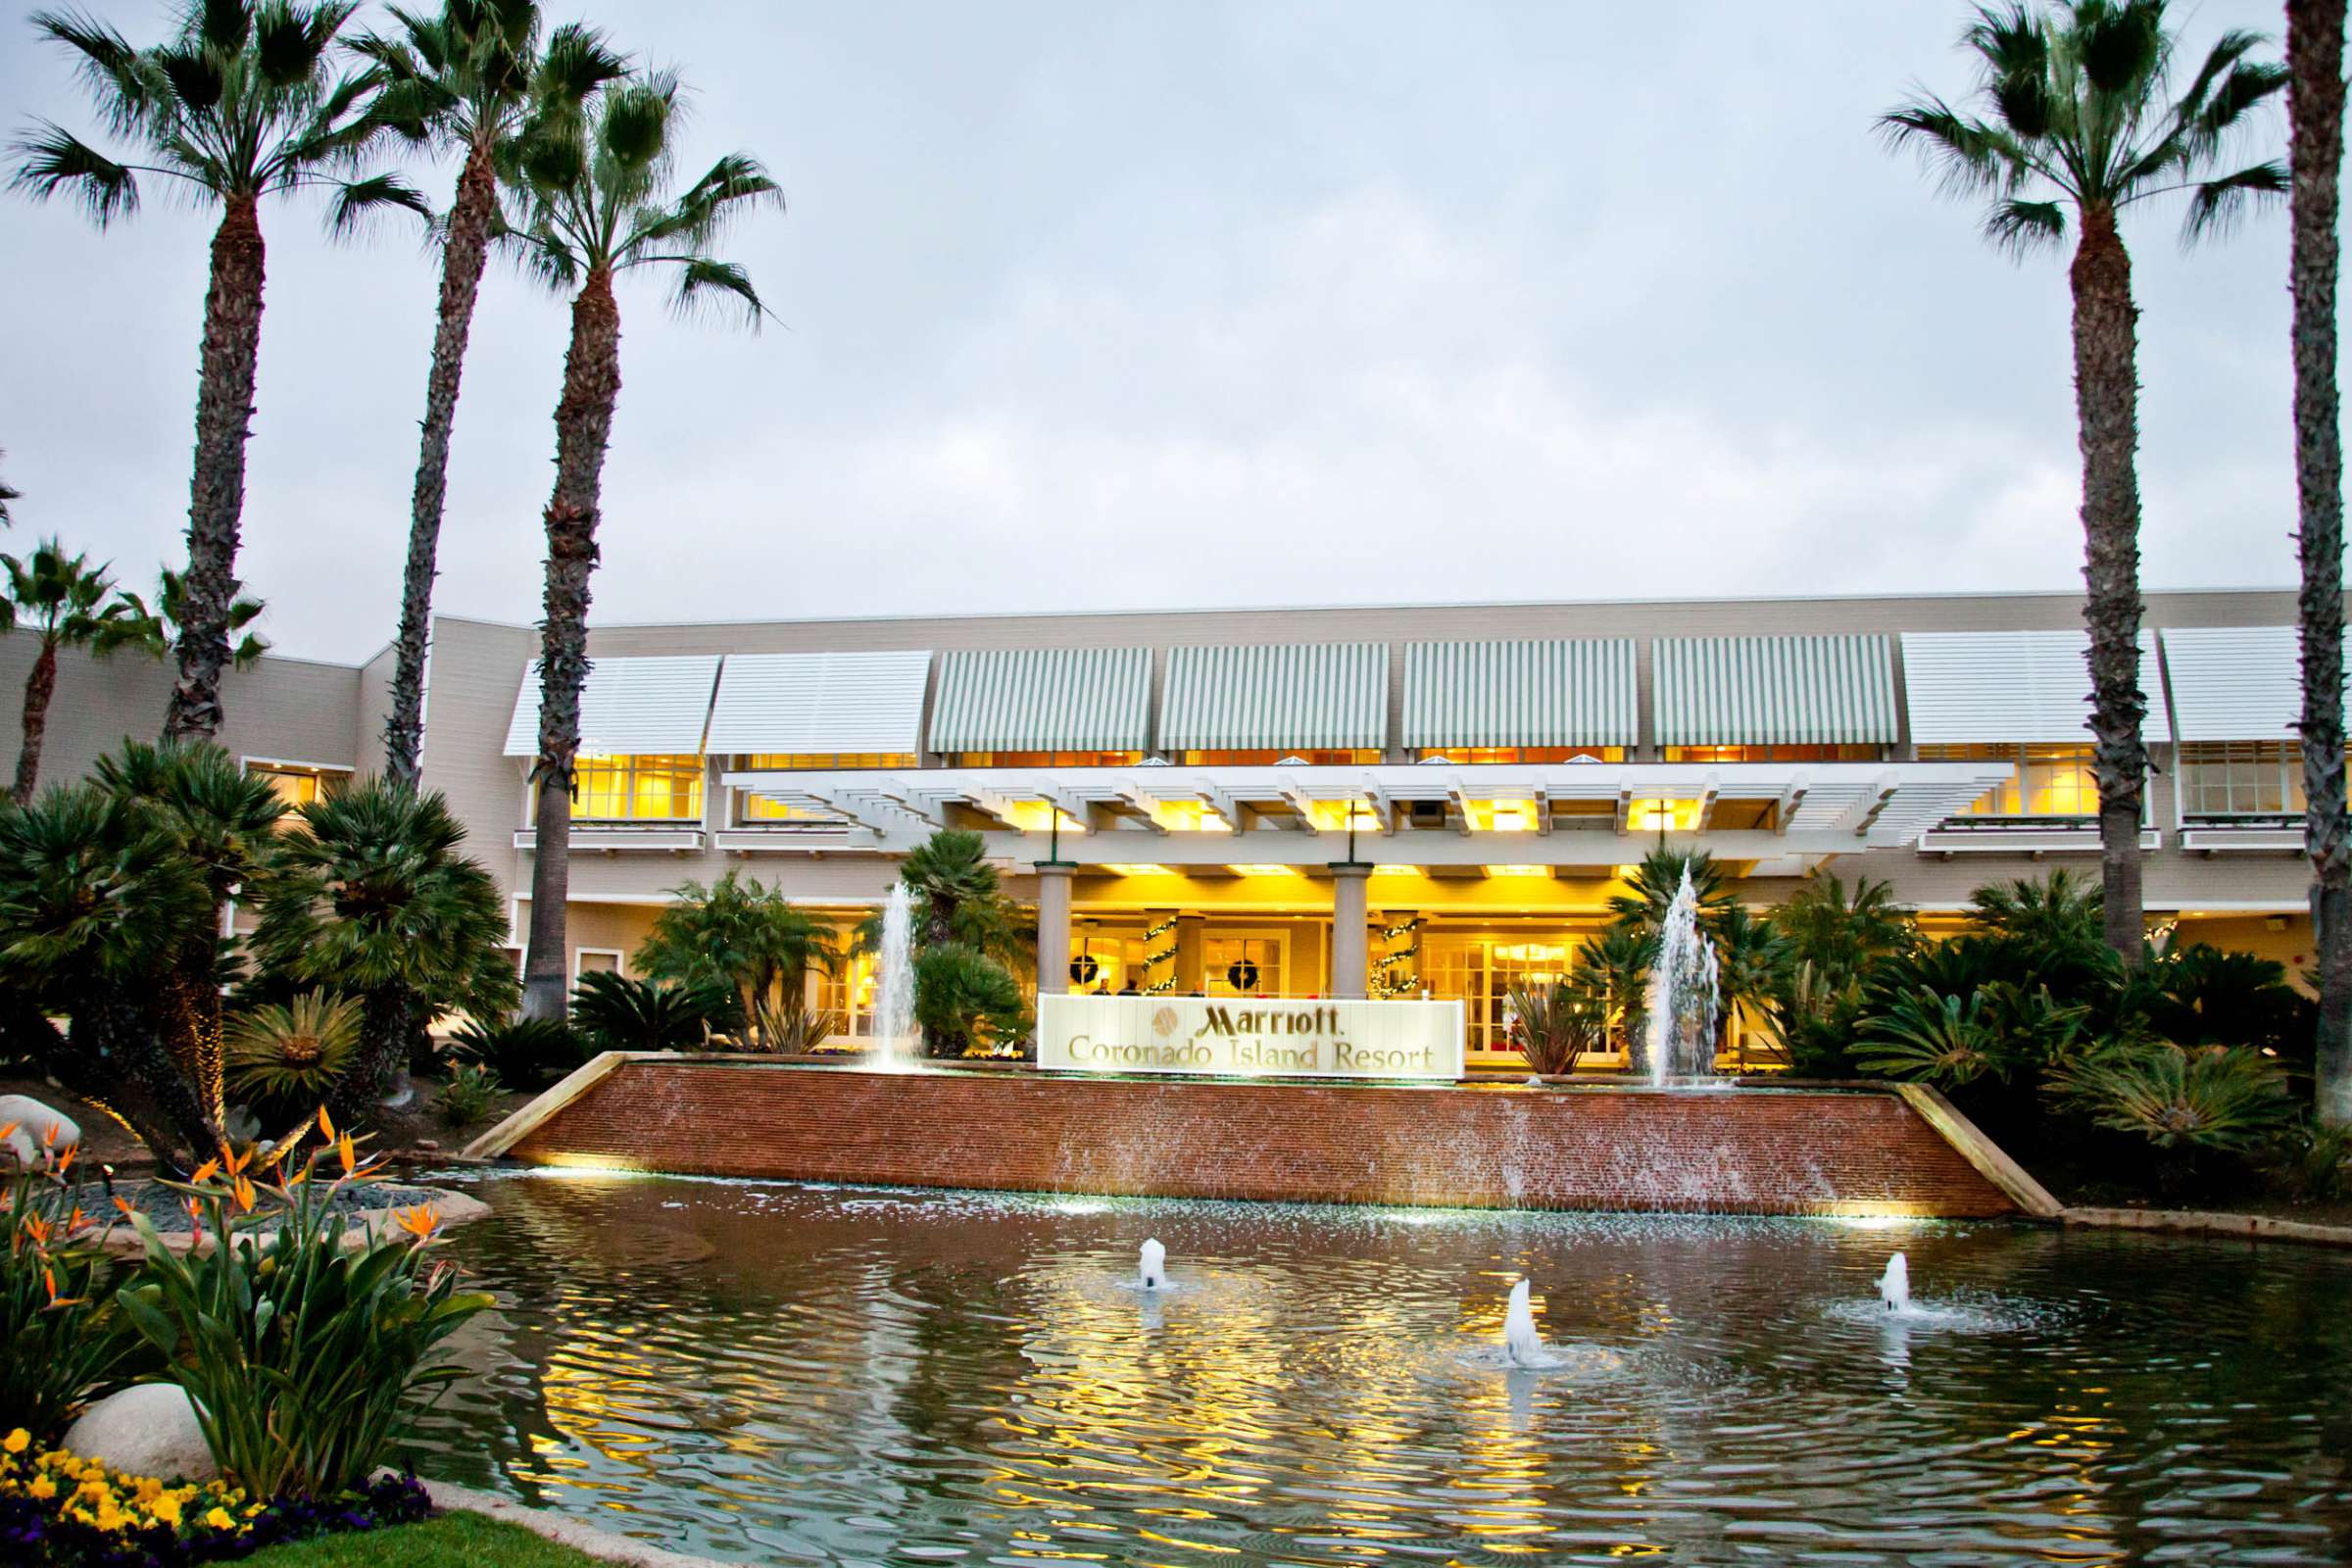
1502, 1279, 1555, 1368
1139, 1239, 1169, 1291
871, 884, 919, 1069
1879, 1252, 1911, 1313
1642, 866, 1721, 1085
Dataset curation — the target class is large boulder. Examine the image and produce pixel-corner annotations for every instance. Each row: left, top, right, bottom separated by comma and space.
0, 1094, 78, 1168
62, 1385, 217, 1483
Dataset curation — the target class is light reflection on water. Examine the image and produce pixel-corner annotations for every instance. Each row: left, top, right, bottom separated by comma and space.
410, 1171, 2352, 1565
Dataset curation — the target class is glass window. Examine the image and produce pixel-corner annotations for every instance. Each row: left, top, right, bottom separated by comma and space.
1919, 743, 2096, 817
1662, 744, 1883, 762
564, 755, 704, 822
1417, 746, 1624, 764
740, 753, 916, 771
247, 762, 350, 811
949, 751, 1146, 767
1063, 934, 1148, 995
1203, 936, 1285, 998
1180, 749, 1383, 766
1421, 935, 1579, 1056
2179, 741, 2307, 818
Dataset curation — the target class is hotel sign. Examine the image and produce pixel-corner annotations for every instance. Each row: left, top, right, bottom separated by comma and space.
1036, 995, 1465, 1081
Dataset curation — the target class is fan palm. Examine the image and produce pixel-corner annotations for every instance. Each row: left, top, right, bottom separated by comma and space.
506, 71, 780, 1017
1, 540, 155, 802
352, 2, 625, 786
0, 454, 17, 526
115, 567, 269, 671
247, 779, 516, 1129
1882, 2, 2285, 962
1605, 847, 1734, 940
1771, 870, 1917, 988
2286, 0, 2352, 1126
569, 968, 740, 1052
10, 0, 420, 741
634, 869, 837, 1048
1572, 926, 1649, 1054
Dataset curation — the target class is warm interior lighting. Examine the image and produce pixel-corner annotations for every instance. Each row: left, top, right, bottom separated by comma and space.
1484, 864, 1552, 878
1306, 800, 1385, 833
1099, 863, 1174, 877
1150, 799, 1234, 832
1467, 799, 1539, 832
1612, 864, 1641, 879
1628, 798, 1700, 832
1226, 863, 1302, 877
1370, 863, 1418, 876
1003, 801, 1087, 833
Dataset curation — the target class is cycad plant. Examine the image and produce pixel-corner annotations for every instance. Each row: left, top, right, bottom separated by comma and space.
0, 539, 154, 802
353, 1, 625, 786
1883, 2, 2285, 961
2049, 1040, 2294, 1152
506, 72, 780, 1017
11, 0, 421, 740
569, 968, 741, 1052
224, 990, 364, 1106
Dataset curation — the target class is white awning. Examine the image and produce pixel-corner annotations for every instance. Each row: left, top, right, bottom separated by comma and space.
503, 655, 722, 758
1900, 629, 2170, 746
704, 650, 931, 756
2162, 625, 2336, 742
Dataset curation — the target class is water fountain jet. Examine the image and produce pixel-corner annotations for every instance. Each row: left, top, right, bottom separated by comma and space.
1503, 1279, 1552, 1367
871, 884, 919, 1069
1642, 866, 1721, 1086
1139, 1239, 1168, 1291
1879, 1252, 1911, 1313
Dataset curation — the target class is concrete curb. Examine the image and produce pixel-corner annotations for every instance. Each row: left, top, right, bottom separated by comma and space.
421, 1480, 736, 1568
2060, 1205, 2352, 1249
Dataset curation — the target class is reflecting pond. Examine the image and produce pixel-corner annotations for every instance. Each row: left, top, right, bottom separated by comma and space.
412, 1170, 2352, 1565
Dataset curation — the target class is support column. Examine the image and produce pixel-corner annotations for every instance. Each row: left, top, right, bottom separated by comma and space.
1330, 862, 1372, 999
1175, 912, 1205, 994
1035, 862, 1075, 998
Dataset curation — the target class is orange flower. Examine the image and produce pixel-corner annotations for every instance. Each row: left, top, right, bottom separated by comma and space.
336, 1134, 358, 1176
391, 1205, 441, 1246
183, 1197, 205, 1230
22, 1215, 51, 1250
222, 1145, 253, 1177
231, 1177, 256, 1215
189, 1157, 221, 1185
317, 1107, 335, 1142
52, 1144, 75, 1176
112, 1197, 133, 1219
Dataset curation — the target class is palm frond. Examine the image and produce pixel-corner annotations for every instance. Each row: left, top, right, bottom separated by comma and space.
28, 8, 155, 133
196, 0, 255, 54
7, 122, 140, 225
1878, 98, 2031, 197
2181, 160, 2287, 244
257, 0, 359, 90
2075, 0, 2165, 97
665, 256, 767, 327
324, 171, 431, 236
1983, 195, 2067, 256
539, 24, 628, 105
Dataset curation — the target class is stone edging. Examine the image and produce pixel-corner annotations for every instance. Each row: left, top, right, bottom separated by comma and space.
465, 1052, 643, 1160
1892, 1084, 2066, 1219
2060, 1204, 2352, 1249
97, 1189, 493, 1257
422, 1480, 736, 1568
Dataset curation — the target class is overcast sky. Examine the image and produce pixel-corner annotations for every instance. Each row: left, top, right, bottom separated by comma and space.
0, 1, 2309, 664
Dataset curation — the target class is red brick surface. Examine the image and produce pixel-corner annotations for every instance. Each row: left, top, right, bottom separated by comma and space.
510, 1064, 2019, 1216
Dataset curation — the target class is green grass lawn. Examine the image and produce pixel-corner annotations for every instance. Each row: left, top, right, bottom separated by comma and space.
238, 1512, 610, 1567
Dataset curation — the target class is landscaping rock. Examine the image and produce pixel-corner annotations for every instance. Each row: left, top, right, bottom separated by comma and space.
0, 1094, 79, 1167
63, 1385, 217, 1483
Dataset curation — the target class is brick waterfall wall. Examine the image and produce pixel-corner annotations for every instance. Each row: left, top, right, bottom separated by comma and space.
505, 1063, 2022, 1217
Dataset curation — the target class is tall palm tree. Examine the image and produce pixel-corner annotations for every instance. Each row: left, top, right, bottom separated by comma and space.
1883, 1, 2287, 962
0, 540, 154, 802
0, 452, 18, 526
2286, 0, 2351, 1125
117, 566, 270, 671
352, 2, 625, 786
505, 71, 780, 1018
10, 1, 420, 742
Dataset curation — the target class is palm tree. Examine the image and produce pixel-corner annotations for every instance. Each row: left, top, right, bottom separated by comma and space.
2286, 0, 2351, 1126
352, 2, 625, 787
635, 869, 837, 1048
505, 71, 780, 1018
116, 567, 270, 671
247, 779, 516, 1129
11, 1, 420, 741
0, 540, 153, 802
0, 452, 18, 526
1882, 1, 2286, 962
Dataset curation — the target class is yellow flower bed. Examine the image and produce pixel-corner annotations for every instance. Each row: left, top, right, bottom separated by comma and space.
0, 1428, 261, 1544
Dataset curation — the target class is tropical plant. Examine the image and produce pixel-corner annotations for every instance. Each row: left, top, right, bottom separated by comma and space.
507, 71, 780, 1018
1856, 982, 2084, 1088
1507, 978, 1605, 1076
1883, 2, 2286, 961
114, 565, 270, 671
115, 1126, 493, 1498
12, 0, 422, 740
2287, 0, 2352, 1127
2129, 940, 2312, 1055
568, 968, 741, 1052
0, 455, 15, 526
1572, 926, 1649, 1054
1772, 870, 1917, 987
446, 1014, 583, 1090
354, 1, 626, 786
1605, 847, 1733, 940
912, 944, 1028, 1057
246, 780, 515, 1131
0, 539, 154, 802
435, 1060, 502, 1128
634, 869, 838, 1048
0, 1141, 147, 1441
223, 991, 363, 1106
1713, 905, 1788, 1067
2048, 1040, 2295, 1152
767, 1005, 840, 1054
1970, 868, 2108, 970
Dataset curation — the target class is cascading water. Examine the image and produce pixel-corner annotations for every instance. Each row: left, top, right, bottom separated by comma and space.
871, 884, 919, 1069
1642, 866, 1721, 1086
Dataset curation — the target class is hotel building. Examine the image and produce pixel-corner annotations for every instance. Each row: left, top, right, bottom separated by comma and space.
1, 587, 2325, 1067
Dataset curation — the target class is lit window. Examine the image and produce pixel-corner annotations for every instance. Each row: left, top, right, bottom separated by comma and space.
740, 753, 917, 771
948, 751, 1145, 767
1628, 799, 1702, 832
1920, 743, 2096, 818
1662, 744, 1883, 762
1180, 749, 1383, 765
564, 755, 704, 822
1204, 937, 1285, 997
1417, 746, 1624, 764
248, 762, 350, 811
2178, 742, 2311, 819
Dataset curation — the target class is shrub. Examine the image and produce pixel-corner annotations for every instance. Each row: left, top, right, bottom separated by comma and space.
115, 1122, 493, 1499
0, 1141, 146, 1443
914, 944, 1030, 1057
223, 993, 363, 1108
1855, 987, 2022, 1088
446, 1016, 587, 1091
568, 970, 742, 1052
2048, 1042, 2294, 1153
435, 1063, 504, 1130
1507, 980, 1605, 1075
2266, 1121, 2352, 1203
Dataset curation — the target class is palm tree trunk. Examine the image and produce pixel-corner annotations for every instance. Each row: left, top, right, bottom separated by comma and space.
13, 638, 57, 805
2069, 203, 2151, 964
384, 143, 501, 788
2289, 0, 2352, 1126
164, 195, 267, 744
521, 269, 622, 1020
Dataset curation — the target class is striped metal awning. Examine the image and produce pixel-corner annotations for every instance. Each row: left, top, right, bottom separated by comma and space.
1159, 643, 1388, 752
1903, 629, 2171, 745
2161, 625, 2332, 742
502, 655, 721, 758
928, 647, 1152, 753
704, 650, 931, 756
1402, 639, 1637, 749
1653, 635, 1896, 747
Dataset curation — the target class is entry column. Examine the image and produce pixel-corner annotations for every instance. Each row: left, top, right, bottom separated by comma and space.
1329, 861, 1372, 999
1035, 861, 1075, 997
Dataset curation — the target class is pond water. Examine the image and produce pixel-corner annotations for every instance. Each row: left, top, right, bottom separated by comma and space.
413, 1170, 2352, 1566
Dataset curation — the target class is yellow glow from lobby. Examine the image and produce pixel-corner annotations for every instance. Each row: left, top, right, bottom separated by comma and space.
1467, 799, 1539, 832
1484, 864, 1552, 878
1004, 801, 1087, 833
1371, 863, 1419, 876
1099, 863, 1174, 877
1305, 800, 1385, 833
1150, 800, 1233, 832
1227, 863, 1302, 877
1629, 799, 1700, 832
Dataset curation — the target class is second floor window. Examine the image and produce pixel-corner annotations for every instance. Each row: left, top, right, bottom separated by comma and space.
1919, 743, 2096, 817
947, 751, 1146, 767
1180, 749, 1383, 765
569, 755, 704, 821
1418, 747, 1624, 764
248, 761, 351, 811
1662, 744, 1884, 763
2179, 742, 2307, 818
